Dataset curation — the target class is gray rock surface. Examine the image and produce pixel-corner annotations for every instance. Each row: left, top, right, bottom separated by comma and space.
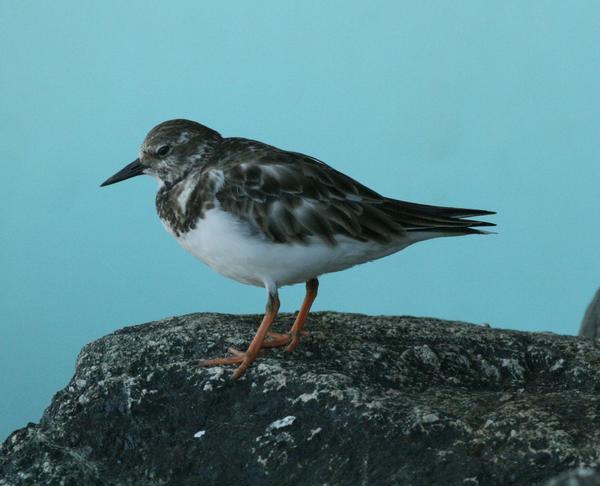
545, 467, 600, 486
580, 289, 600, 339
2, 312, 600, 485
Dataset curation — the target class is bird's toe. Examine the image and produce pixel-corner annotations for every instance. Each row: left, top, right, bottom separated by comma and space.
262, 332, 292, 348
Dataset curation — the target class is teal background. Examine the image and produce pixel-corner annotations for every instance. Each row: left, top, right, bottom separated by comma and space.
1, 1, 599, 440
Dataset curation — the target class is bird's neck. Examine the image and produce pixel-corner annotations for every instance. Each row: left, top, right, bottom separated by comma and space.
155, 170, 216, 237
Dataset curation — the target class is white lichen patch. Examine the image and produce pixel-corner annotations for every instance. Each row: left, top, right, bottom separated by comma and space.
205, 366, 225, 381
570, 468, 597, 479
268, 416, 296, 431
413, 345, 441, 369
479, 358, 500, 380
422, 413, 440, 424
253, 427, 296, 469
121, 376, 138, 411
256, 455, 268, 467
257, 363, 288, 392
308, 427, 322, 440
293, 389, 319, 404
550, 358, 565, 371
500, 358, 526, 380
407, 407, 444, 434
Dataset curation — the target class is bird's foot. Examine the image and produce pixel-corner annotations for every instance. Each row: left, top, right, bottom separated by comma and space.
263, 331, 309, 352
262, 332, 292, 348
286, 333, 304, 353
200, 347, 261, 380
200, 347, 246, 366
200, 330, 309, 379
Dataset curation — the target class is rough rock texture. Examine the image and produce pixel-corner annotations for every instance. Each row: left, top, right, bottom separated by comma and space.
545, 468, 600, 486
2, 312, 600, 485
580, 288, 600, 339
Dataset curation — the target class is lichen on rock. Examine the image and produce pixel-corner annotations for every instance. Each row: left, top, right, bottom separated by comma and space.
2, 312, 600, 485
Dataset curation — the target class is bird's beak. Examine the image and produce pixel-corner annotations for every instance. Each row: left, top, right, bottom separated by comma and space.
100, 159, 145, 187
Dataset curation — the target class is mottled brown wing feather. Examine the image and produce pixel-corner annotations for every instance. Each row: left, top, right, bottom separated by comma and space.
213, 138, 494, 245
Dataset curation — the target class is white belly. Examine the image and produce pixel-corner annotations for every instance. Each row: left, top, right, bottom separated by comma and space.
164, 208, 418, 289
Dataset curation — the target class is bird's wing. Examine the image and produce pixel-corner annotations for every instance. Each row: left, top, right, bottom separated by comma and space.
213, 138, 494, 245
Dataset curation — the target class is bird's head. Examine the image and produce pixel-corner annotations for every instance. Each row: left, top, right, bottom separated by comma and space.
100, 119, 222, 188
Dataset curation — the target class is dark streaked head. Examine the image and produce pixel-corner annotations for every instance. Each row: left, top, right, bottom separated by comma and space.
100, 119, 222, 188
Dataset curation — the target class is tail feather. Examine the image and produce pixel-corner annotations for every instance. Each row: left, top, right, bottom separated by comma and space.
382, 198, 496, 236
390, 199, 496, 218
417, 226, 497, 236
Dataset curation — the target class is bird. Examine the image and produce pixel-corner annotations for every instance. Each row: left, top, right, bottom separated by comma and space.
101, 119, 495, 379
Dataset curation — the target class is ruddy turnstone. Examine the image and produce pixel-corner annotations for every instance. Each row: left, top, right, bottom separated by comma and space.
101, 119, 495, 379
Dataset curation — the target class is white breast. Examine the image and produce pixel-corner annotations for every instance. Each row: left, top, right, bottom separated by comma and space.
164, 207, 418, 289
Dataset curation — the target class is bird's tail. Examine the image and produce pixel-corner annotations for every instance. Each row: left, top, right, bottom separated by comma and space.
382, 199, 496, 236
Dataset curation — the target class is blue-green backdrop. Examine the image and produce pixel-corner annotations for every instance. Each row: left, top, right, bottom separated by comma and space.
1, 1, 599, 440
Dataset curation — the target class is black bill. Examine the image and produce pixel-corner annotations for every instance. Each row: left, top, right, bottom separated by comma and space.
100, 159, 145, 187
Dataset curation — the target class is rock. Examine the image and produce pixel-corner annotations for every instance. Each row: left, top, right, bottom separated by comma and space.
545, 467, 600, 486
580, 289, 600, 339
2, 312, 600, 485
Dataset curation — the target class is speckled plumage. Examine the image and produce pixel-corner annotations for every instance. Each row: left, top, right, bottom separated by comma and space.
145, 120, 494, 245
101, 118, 495, 378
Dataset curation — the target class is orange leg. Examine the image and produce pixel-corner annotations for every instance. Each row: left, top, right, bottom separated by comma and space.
200, 292, 281, 380
286, 278, 318, 352
262, 278, 319, 352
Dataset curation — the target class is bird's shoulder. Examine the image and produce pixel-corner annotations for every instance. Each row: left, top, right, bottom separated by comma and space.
207, 137, 405, 245
211, 137, 384, 200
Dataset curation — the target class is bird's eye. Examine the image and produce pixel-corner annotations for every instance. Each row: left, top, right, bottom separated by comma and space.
156, 145, 170, 157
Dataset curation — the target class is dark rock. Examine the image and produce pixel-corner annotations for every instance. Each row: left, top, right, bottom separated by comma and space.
545, 468, 600, 486
580, 289, 600, 339
2, 312, 600, 485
